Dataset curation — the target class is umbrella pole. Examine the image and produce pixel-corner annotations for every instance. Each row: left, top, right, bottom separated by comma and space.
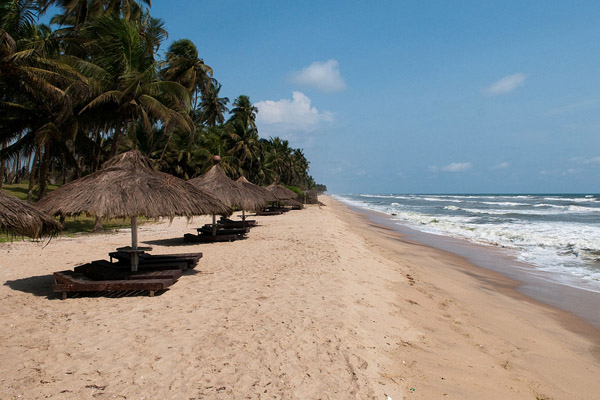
241, 209, 246, 221
212, 214, 217, 236
131, 216, 139, 271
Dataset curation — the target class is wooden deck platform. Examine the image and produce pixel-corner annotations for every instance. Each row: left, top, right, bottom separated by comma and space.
53, 270, 175, 299
183, 232, 244, 243
74, 260, 183, 281
53, 251, 205, 299
256, 209, 284, 216
108, 251, 203, 270
197, 225, 249, 235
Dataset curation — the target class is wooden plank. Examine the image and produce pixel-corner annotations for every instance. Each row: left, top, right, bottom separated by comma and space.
52, 271, 174, 294
74, 261, 182, 281
184, 233, 244, 243
197, 226, 248, 235
92, 259, 185, 275
108, 252, 201, 270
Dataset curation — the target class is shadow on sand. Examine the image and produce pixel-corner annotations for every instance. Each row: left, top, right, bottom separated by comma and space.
141, 237, 195, 247
4, 274, 56, 298
4, 273, 179, 299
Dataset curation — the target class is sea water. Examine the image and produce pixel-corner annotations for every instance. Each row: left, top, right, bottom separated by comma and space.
335, 194, 600, 293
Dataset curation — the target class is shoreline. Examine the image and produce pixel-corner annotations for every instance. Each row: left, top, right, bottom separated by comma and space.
340, 198, 600, 331
336, 197, 600, 347
0, 196, 599, 398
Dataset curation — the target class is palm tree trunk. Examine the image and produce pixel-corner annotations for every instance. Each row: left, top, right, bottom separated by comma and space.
110, 122, 123, 159
94, 130, 105, 172
14, 133, 21, 182
159, 129, 174, 163
27, 150, 39, 202
62, 157, 67, 185
12, 152, 19, 183
0, 139, 6, 189
38, 143, 51, 199
93, 216, 103, 232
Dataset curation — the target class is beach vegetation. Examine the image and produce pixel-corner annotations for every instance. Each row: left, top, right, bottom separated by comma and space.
0, 0, 320, 206
0, 183, 150, 239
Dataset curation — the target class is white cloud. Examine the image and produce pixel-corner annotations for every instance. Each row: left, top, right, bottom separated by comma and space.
442, 162, 472, 172
546, 99, 600, 115
541, 168, 579, 177
485, 73, 527, 96
291, 59, 347, 92
428, 165, 439, 173
491, 161, 510, 169
571, 156, 600, 164
255, 91, 333, 134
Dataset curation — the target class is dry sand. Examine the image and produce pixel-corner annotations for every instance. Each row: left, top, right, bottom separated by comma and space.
0, 195, 598, 399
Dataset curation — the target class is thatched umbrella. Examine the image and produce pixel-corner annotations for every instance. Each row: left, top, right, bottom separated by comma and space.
188, 156, 269, 232
236, 176, 277, 220
281, 198, 304, 209
37, 150, 230, 270
0, 191, 60, 238
266, 183, 299, 201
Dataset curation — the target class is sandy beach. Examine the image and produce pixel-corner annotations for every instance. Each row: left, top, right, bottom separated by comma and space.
0, 195, 599, 399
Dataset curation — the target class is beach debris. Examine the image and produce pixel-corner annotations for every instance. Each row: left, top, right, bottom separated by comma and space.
85, 384, 107, 390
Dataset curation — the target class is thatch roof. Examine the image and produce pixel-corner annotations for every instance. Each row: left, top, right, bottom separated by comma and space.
189, 158, 269, 212
266, 183, 299, 201
0, 191, 60, 238
37, 150, 230, 219
281, 198, 303, 208
237, 176, 278, 203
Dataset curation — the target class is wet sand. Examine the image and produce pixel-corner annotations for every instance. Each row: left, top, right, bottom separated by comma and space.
350, 203, 600, 330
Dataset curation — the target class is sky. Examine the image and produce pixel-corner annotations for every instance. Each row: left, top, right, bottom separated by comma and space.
47, 1, 600, 193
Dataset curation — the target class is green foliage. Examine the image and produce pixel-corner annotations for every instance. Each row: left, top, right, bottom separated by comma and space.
313, 183, 327, 192
0, 215, 149, 242
284, 185, 305, 197
2, 182, 59, 200
1, 183, 150, 239
0, 1, 319, 200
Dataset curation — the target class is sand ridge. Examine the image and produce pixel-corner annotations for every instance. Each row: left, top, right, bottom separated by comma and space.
0, 196, 598, 399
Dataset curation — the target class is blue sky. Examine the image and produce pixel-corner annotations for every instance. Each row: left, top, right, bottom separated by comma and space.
48, 1, 600, 193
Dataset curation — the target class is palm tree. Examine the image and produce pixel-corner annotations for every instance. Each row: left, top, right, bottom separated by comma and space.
78, 15, 192, 158
226, 120, 261, 180
289, 148, 310, 187
0, 0, 85, 198
199, 81, 229, 127
161, 38, 213, 110
264, 137, 292, 183
106, 0, 151, 21
1, 1, 319, 198
43, 0, 151, 28
228, 94, 257, 132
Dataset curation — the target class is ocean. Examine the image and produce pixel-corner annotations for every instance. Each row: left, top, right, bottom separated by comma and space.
335, 194, 600, 294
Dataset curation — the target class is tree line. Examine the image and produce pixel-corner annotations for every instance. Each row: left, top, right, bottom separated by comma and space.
0, 0, 317, 201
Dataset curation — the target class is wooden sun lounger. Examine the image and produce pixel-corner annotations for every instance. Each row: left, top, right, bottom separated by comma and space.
184, 233, 244, 243
74, 260, 183, 281
108, 251, 202, 270
198, 226, 249, 235
219, 218, 256, 228
53, 270, 175, 299
256, 209, 284, 216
